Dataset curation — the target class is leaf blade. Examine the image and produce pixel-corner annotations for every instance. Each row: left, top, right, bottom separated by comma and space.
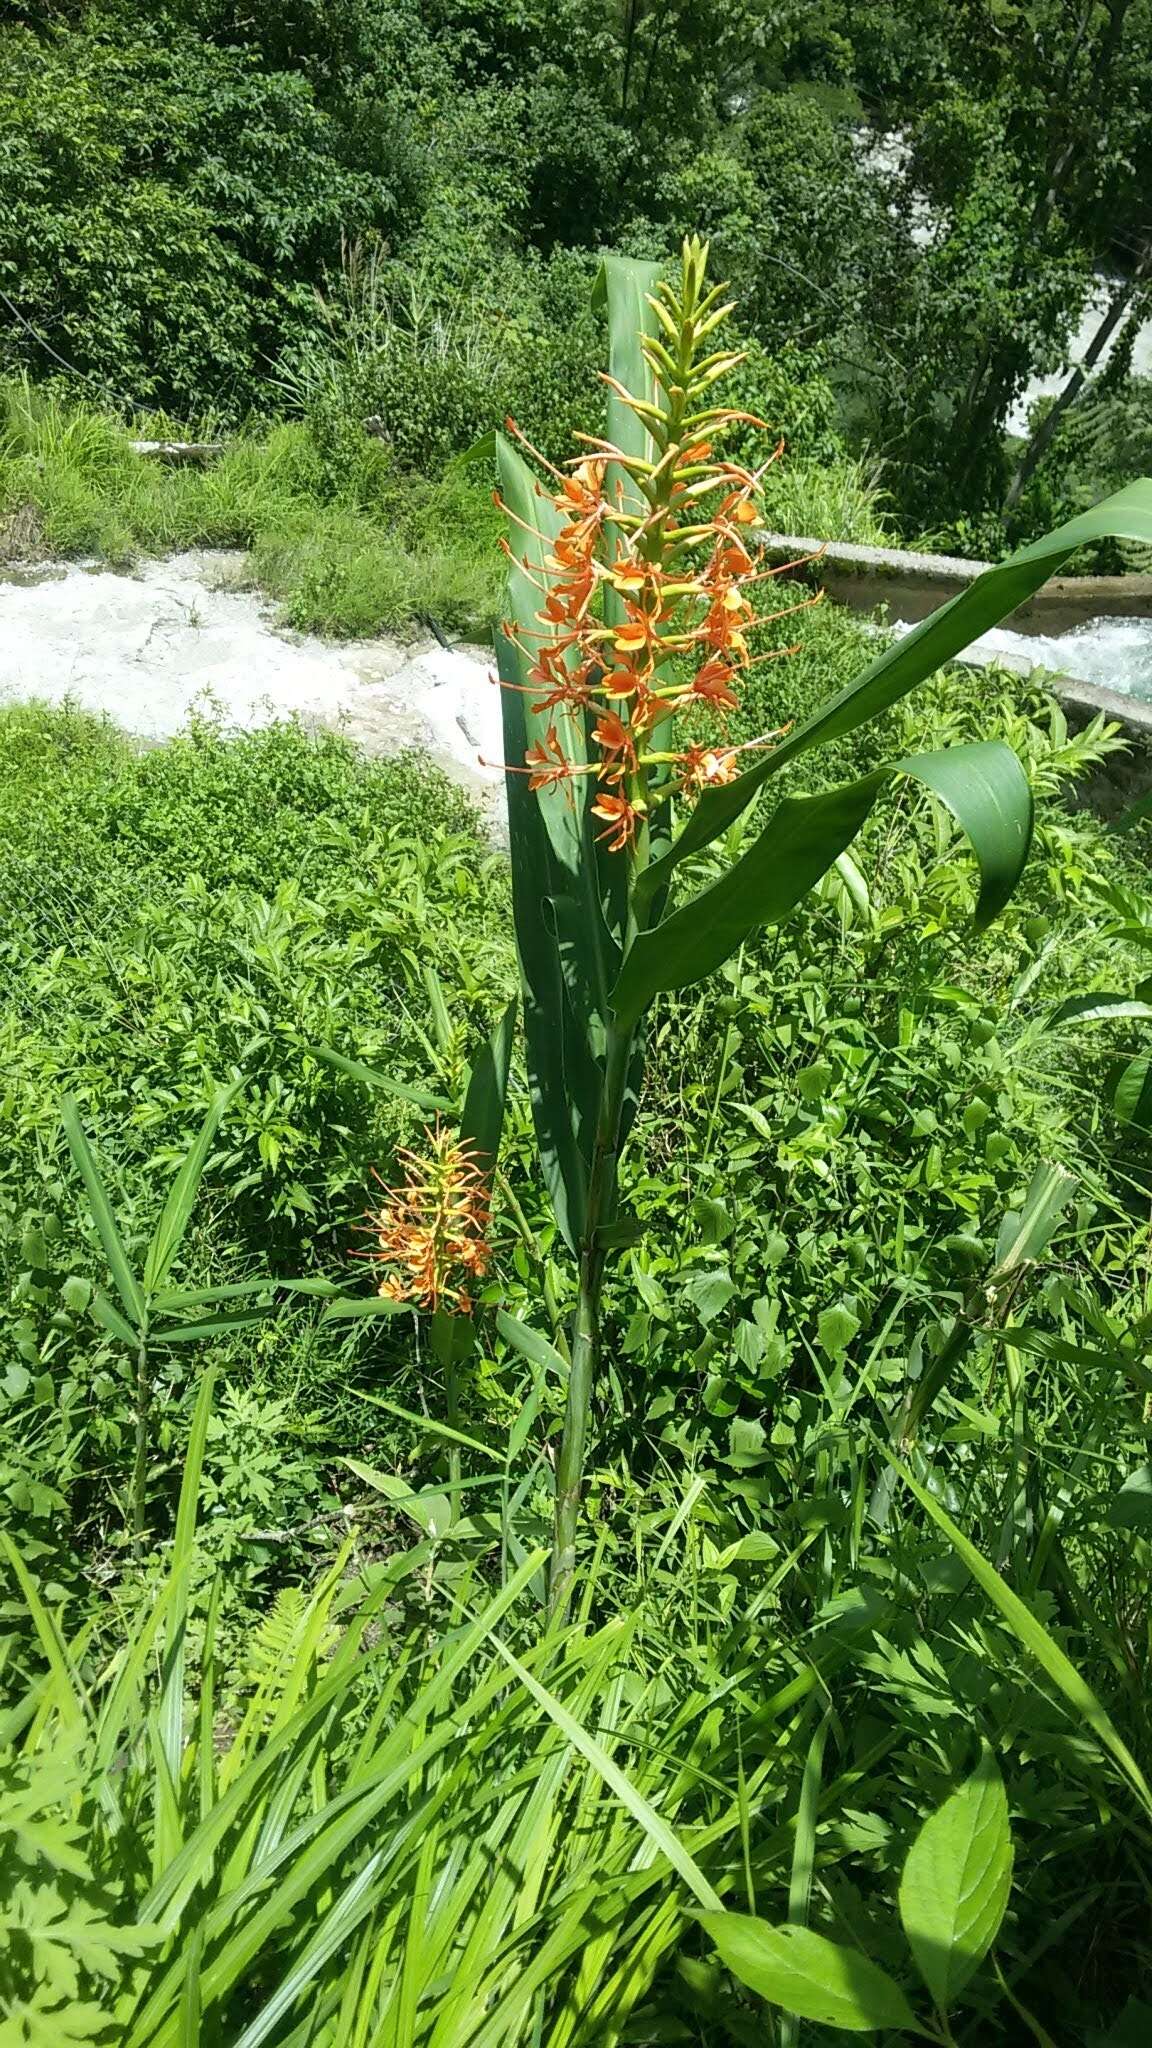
898, 1745, 1014, 2012
897, 1460, 1152, 1818
640, 478, 1152, 901
460, 998, 517, 1177
144, 1078, 244, 1295
61, 1096, 144, 1329
615, 743, 1030, 1026
700, 1916, 921, 2034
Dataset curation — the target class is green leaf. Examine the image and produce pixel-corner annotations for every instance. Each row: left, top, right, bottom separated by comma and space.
991, 1162, 1077, 1274
1106, 1464, 1152, 1531
616, 743, 1031, 1026
144, 1078, 244, 1295
345, 1462, 453, 1538
159, 1368, 217, 1834
640, 477, 1152, 899
898, 740, 1033, 926
311, 1043, 453, 1113
422, 961, 454, 1052
347, 1385, 504, 1460
898, 1745, 1013, 2012
700, 1916, 921, 2034
495, 431, 604, 1251
1112, 1056, 1152, 1131
818, 1305, 860, 1356
897, 1459, 1152, 1818
151, 1276, 330, 1312
320, 1295, 407, 1322
61, 1097, 144, 1330
460, 998, 517, 1176
592, 253, 663, 523
596, 250, 672, 886
90, 1288, 141, 1349
491, 1633, 724, 1912
148, 1309, 278, 1345
496, 1308, 568, 1380
1046, 994, 1152, 1029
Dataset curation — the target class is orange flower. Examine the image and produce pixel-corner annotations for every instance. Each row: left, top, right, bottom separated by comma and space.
613, 607, 663, 661
361, 1123, 492, 1314
683, 659, 741, 713
591, 790, 643, 851
677, 745, 740, 793
599, 661, 645, 700
528, 646, 595, 715
526, 724, 577, 789
591, 708, 637, 780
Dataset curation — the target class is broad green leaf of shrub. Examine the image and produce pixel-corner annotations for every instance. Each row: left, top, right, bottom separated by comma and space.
1112, 1055, 1152, 1132
699, 1915, 921, 2034
1106, 1464, 1152, 1531
898, 1744, 1013, 2012
818, 1304, 860, 1356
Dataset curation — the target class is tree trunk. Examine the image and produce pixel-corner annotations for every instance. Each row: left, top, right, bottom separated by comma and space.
1004, 238, 1152, 512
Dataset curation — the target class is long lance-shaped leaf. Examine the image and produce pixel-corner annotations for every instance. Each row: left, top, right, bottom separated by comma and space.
595, 252, 674, 906
61, 1096, 145, 1329
896, 1459, 1152, 1820
460, 997, 517, 1177
895, 1161, 1077, 1450
612, 740, 1032, 1027
496, 431, 606, 1250
595, 253, 665, 1135
1045, 993, 1152, 1029
489, 1633, 724, 1912
143, 1077, 244, 1295
593, 253, 663, 526
310, 1044, 453, 1113
636, 476, 1152, 912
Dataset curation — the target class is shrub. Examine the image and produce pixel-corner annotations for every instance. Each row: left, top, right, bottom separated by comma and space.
0, 16, 410, 415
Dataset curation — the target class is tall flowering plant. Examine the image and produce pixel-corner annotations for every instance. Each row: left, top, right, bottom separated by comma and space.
496, 238, 1152, 1615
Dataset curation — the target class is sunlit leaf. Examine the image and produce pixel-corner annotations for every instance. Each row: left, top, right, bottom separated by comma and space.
898, 1745, 1013, 2012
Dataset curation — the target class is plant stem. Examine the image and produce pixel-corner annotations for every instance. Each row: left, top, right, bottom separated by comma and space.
131, 1335, 151, 1550
548, 1020, 633, 1619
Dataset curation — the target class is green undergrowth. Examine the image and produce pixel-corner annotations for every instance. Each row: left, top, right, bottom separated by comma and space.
3, 679, 1152, 2032
0, 378, 504, 638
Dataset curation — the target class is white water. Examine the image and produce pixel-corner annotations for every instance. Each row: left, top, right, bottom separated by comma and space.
891, 612, 1152, 699
970, 617, 1152, 697
0, 552, 505, 812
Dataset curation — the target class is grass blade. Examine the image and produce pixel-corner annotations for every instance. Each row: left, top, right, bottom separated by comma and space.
143, 1077, 244, 1294
61, 1095, 144, 1328
897, 1458, 1152, 1819
488, 1634, 724, 1912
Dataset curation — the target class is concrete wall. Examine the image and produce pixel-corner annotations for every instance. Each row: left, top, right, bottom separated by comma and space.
757, 531, 1152, 816
759, 531, 1152, 633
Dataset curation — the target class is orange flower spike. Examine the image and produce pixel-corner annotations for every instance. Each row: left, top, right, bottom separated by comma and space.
363, 1122, 492, 1315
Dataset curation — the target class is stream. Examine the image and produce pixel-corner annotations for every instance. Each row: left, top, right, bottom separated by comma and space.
0, 551, 505, 814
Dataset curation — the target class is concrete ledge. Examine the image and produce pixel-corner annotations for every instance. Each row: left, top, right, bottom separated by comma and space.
759, 530, 1152, 634
950, 635, 1152, 820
